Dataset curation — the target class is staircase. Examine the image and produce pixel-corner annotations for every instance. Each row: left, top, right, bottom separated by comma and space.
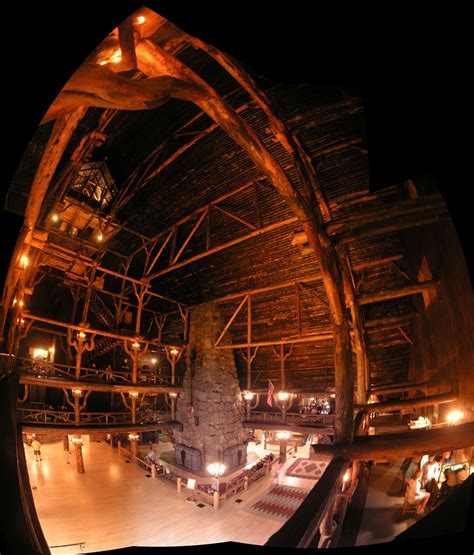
83, 291, 121, 364
90, 291, 115, 327
83, 336, 122, 364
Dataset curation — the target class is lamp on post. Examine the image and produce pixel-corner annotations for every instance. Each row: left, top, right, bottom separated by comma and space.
275, 391, 292, 424
169, 391, 178, 420
67, 327, 95, 379
208, 462, 225, 493
128, 432, 139, 461
165, 347, 183, 386
275, 430, 291, 463
242, 391, 259, 419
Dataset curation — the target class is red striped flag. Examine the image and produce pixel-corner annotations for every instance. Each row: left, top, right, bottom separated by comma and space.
267, 380, 274, 406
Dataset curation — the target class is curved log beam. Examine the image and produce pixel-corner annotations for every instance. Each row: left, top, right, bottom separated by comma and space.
357, 392, 457, 413
30, 27, 354, 443
43, 64, 205, 123
0, 109, 86, 340
311, 421, 474, 461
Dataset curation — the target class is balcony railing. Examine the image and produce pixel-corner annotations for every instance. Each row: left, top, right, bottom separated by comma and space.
249, 411, 335, 427
16, 357, 178, 386
18, 407, 171, 426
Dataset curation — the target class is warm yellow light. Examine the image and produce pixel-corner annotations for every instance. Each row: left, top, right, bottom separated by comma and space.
49, 346, 55, 353
72, 388, 83, 398
310, 397, 315, 401
20, 255, 29, 268
170, 348, 179, 357
97, 232, 104, 242
99, 60, 108, 66
207, 463, 225, 476
447, 410, 463, 424
33, 348, 49, 359
151, 358, 157, 364
51, 213, 59, 222
243, 391, 255, 401
277, 391, 290, 401
110, 52, 122, 64
78, 331, 86, 340
132, 341, 141, 350
169, 392, 178, 398
18, 300, 25, 308
129, 391, 139, 399
136, 15, 146, 24
276, 430, 291, 441
343, 469, 351, 482
128, 433, 139, 441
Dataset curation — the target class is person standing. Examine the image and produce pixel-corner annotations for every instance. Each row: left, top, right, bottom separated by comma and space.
32, 438, 42, 462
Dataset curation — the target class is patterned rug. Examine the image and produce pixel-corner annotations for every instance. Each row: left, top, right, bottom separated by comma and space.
246, 485, 308, 522
285, 458, 328, 480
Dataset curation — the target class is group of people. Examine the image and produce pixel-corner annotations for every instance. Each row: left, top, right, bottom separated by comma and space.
403, 451, 469, 514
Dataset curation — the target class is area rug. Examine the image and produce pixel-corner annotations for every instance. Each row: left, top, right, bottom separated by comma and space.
285, 458, 328, 480
246, 485, 308, 522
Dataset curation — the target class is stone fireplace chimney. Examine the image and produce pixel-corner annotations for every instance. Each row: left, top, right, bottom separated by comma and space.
173, 303, 247, 472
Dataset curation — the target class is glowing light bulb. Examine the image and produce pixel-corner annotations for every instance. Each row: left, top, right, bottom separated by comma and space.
51, 213, 59, 222
99, 60, 108, 66
132, 341, 141, 350
20, 255, 29, 268
136, 15, 146, 24
110, 52, 122, 64
151, 358, 157, 364
97, 232, 104, 242
277, 391, 289, 401
243, 391, 254, 401
447, 410, 463, 424
170, 348, 179, 357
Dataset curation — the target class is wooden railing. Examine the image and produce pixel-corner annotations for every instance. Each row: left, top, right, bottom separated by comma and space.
16, 357, 178, 386
250, 410, 335, 427
18, 407, 170, 426
266, 457, 350, 548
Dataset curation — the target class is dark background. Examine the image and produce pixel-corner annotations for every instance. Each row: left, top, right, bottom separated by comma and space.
0, 2, 471, 286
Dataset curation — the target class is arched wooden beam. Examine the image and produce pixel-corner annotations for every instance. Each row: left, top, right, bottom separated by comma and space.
356, 392, 456, 414
311, 421, 474, 461
32, 24, 354, 443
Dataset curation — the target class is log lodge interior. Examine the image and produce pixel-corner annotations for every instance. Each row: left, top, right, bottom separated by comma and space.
1, 7, 473, 554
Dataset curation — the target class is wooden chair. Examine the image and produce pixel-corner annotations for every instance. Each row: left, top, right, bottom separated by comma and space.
401, 491, 419, 517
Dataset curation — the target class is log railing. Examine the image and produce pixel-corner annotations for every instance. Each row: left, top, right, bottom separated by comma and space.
249, 410, 334, 427
16, 357, 179, 386
18, 407, 170, 426
266, 457, 350, 548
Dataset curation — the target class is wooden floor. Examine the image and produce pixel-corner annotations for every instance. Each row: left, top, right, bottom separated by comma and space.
24, 438, 313, 553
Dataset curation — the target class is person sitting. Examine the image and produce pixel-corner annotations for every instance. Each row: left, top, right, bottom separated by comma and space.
406, 469, 430, 514
441, 450, 455, 466
401, 459, 420, 494
145, 448, 156, 464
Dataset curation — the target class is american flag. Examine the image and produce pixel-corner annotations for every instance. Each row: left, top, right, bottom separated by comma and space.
267, 380, 274, 406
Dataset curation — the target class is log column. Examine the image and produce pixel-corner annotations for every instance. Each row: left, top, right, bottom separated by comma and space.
72, 435, 85, 474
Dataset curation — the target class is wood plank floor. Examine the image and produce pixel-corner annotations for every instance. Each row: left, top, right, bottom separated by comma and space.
24, 438, 313, 553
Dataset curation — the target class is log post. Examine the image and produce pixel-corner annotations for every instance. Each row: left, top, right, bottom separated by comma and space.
213, 490, 220, 510
177, 477, 182, 493
73, 435, 85, 473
